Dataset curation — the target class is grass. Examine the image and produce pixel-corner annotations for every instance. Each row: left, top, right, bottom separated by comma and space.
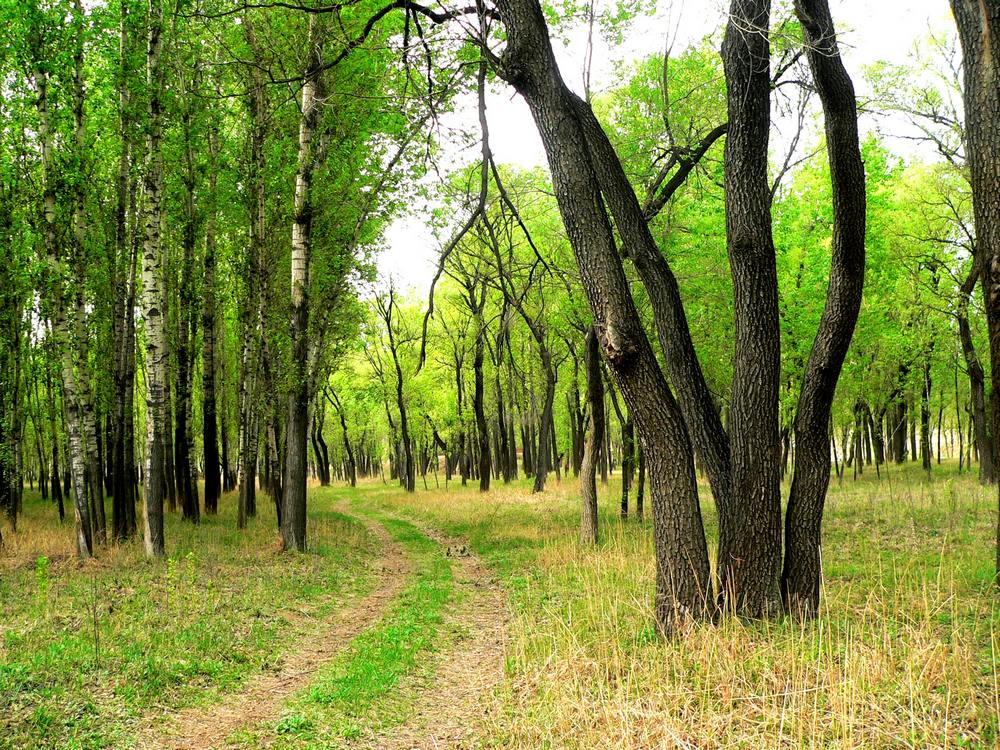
357, 462, 1000, 749
0, 486, 377, 750
2, 462, 998, 749
230, 511, 457, 749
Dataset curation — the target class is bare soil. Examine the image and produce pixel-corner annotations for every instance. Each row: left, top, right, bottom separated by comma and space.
136, 514, 410, 750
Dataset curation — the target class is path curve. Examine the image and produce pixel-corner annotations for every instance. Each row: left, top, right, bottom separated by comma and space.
137, 512, 411, 750
361, 521, 509, 750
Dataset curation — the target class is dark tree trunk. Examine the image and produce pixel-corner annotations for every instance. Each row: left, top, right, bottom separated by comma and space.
331, 391, 356, 487
951, 0, 1000, 581
579, 327, 603, 544
496, 0, 713, 631
621, 418, 635, 518
46, 361, 65, 524
921, 360, 933, 473
635, 445, 645, 522
238, 21, 266, 530
891, 397, 907, 463
533, 347, 556, 493
495, 369, 512, 483
380, 289, 414, 493
781, 0, 866, 616
471, 287, 491, 492
202, 122, 222, 513
176, 100, 200, 524
957, 263, 995, 483
718, 0, 783, 618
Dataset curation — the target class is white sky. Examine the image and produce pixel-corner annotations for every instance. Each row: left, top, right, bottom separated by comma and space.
378, 0, 955, 294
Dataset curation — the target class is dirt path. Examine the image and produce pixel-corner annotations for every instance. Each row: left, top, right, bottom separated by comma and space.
137, 513, 411, 750
361, 522, 509, 750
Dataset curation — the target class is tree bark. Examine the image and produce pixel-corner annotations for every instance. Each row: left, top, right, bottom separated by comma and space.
957, 264, 995, 483
283, 14, 324, 551
781, 0, 866, 616
175, 89, 200, 524
579, 327, 603, 544
718, 0, 783, 618
140, 0, 167, 558
951, 0, 1000, 582
32, 23, 92, 558
495, 0, 713, 631
466, 278, 490, 492
202, 117, 222, 512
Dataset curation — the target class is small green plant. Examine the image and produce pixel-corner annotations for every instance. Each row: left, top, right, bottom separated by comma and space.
34, 554, 50, 600
185, 550, 197, 587
275, 713, 314, 735
166, 554, 178, 609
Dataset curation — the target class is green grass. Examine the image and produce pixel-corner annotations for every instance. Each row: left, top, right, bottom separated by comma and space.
232, 512, 456, 749
0, 486, 377, 750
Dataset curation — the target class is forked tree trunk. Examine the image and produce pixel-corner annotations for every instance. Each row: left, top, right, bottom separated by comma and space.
496, 0, 713, 632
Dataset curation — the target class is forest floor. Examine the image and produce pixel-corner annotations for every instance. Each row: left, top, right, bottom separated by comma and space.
1, 461, 999, 749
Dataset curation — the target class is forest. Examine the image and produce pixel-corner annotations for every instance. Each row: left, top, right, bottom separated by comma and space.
1, 0, 999, 747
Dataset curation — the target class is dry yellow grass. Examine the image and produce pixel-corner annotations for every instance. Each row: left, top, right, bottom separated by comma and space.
357, 464, 1000, 749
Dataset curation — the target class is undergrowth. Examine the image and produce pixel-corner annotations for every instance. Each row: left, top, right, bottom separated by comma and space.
0, 487, 375, 750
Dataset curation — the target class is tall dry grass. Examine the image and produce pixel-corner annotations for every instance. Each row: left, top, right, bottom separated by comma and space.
360, 463, 1000, 749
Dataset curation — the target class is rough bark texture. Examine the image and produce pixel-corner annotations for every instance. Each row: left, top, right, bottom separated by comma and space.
569, 83, 731, 559
951, 0, 1000, 583
579, 327, 603, 544
781, 0, 867, 616
496, 0, 713, 632
719, 0, 782, 618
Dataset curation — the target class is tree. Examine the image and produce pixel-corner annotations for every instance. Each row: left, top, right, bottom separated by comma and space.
282, 13, 325, 551
140, 0, 167, 558
950, 0, 1000, 582
780, 0, 867, 615
579, 326, 603, 544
